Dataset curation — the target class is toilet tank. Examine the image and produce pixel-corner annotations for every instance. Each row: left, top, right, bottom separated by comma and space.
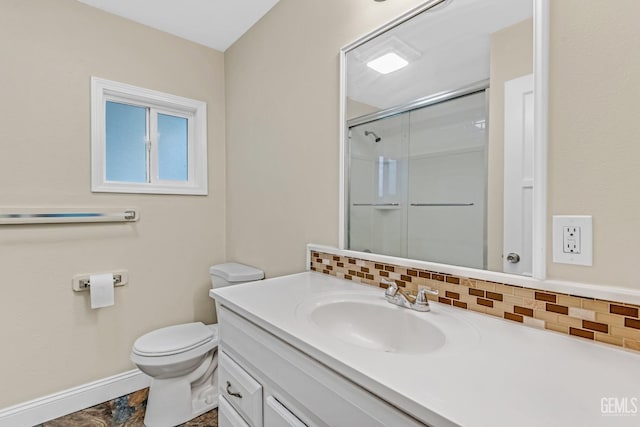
209, 263, 264, 289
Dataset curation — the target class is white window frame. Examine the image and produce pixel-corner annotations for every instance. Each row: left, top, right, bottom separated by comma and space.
91, 77, 208, 195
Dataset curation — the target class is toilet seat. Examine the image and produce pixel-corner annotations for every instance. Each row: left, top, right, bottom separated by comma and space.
133, 322, 216, 357
131, 323, 219, 368
131, 263, 263, 426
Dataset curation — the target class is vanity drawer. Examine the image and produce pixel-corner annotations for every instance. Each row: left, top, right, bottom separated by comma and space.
265, 395, 307, 427
219, 395, 251, 427
219, 351, 263, 426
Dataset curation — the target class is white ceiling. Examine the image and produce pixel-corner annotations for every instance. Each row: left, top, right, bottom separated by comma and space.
77, 0, 280, 51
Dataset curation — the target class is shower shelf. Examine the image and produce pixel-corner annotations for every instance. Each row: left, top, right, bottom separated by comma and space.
352, 203, 401, 210
410, 203, 474, 207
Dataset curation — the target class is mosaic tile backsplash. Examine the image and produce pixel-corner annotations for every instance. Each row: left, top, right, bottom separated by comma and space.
310, 251, 640, 352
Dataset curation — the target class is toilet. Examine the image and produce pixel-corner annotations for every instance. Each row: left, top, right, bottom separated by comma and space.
131, 263, 264, 427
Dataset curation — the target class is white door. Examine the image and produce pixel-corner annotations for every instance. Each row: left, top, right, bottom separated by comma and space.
503, 74, 534, 276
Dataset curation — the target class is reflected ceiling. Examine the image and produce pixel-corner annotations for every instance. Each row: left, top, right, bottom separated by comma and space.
347, 0, 532, 111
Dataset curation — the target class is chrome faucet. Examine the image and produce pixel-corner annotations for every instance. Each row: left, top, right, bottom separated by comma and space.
382, 278, 438, 312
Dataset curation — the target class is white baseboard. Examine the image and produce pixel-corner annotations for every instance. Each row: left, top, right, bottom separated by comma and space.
0, 369, 150, 427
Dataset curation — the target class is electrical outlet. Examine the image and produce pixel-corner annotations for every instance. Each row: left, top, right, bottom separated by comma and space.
563, 226, 581, 254
553, 216, 592, 266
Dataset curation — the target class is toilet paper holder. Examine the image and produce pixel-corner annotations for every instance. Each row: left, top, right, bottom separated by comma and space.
72, 271, 128, 292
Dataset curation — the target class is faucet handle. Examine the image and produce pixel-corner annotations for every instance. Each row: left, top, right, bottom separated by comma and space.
382, 279, 398, 297
417, 287, 439, 301
410, 288, 437, 312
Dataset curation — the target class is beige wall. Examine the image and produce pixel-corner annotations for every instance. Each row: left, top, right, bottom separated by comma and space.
3, 0, 640, 411
228, 0, 640, 289
225, 0, 426, 277
0, 0, 225, 407
547, 0, 640, 288
487, 18, 534, 271
346, 97, 379, 121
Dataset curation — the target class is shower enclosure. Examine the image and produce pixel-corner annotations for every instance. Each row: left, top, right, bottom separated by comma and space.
347, 89, 488, 269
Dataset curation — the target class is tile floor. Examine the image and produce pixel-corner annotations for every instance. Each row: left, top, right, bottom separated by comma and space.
36, 388, 218, 427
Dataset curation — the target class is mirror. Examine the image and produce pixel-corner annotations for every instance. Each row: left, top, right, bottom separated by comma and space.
341, 0, 544, 277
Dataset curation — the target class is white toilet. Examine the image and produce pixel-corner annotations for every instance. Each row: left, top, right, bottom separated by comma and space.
131, 263, 264, 427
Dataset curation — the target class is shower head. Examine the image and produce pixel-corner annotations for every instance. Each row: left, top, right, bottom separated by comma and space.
364, 130, 382, 143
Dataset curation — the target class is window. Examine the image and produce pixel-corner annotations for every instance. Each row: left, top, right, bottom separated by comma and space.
91, 77, 207, 195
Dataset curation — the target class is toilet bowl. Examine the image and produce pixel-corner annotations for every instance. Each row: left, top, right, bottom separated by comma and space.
131, 322, 219, 427
131, 263, 264, 427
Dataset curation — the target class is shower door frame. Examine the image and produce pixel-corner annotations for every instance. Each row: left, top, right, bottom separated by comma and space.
346, 80, 489, 129
345, 80, 490, 266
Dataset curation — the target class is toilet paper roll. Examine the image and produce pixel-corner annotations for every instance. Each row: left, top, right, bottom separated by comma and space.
90, 273, 114, 309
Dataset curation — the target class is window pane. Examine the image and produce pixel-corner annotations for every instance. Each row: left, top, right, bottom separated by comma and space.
158, 113, 188, 181
105, 101, 147, 182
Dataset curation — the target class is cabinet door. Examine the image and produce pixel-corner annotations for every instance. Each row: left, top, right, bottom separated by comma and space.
265, 396, 307, 427
219, 396, 250, 427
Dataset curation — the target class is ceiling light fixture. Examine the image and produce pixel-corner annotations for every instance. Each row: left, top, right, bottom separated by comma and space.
366, 52, 409, 74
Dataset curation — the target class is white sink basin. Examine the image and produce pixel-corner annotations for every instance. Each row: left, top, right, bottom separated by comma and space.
297, 291, 479, 355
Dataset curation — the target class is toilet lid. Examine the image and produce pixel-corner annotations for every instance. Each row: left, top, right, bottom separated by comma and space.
209, 263, 264, 282
133, 322, 215, 357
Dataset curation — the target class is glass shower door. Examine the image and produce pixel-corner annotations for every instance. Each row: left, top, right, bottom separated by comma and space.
407, 91, 488, 269
348, 114, 409, 257
347, 91, 488, 269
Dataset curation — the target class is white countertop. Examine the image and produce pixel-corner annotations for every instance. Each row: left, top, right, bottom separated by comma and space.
210, 272, 640, 427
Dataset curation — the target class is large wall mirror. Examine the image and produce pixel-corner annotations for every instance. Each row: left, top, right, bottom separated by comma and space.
340, 0, 547, 278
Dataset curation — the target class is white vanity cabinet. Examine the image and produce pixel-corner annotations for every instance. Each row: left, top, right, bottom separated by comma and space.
218, 351, 263, 426
216, 306, 428, 427
219, 396, 251, 427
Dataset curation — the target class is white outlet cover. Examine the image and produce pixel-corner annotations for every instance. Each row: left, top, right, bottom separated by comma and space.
552, 216, 593, 266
